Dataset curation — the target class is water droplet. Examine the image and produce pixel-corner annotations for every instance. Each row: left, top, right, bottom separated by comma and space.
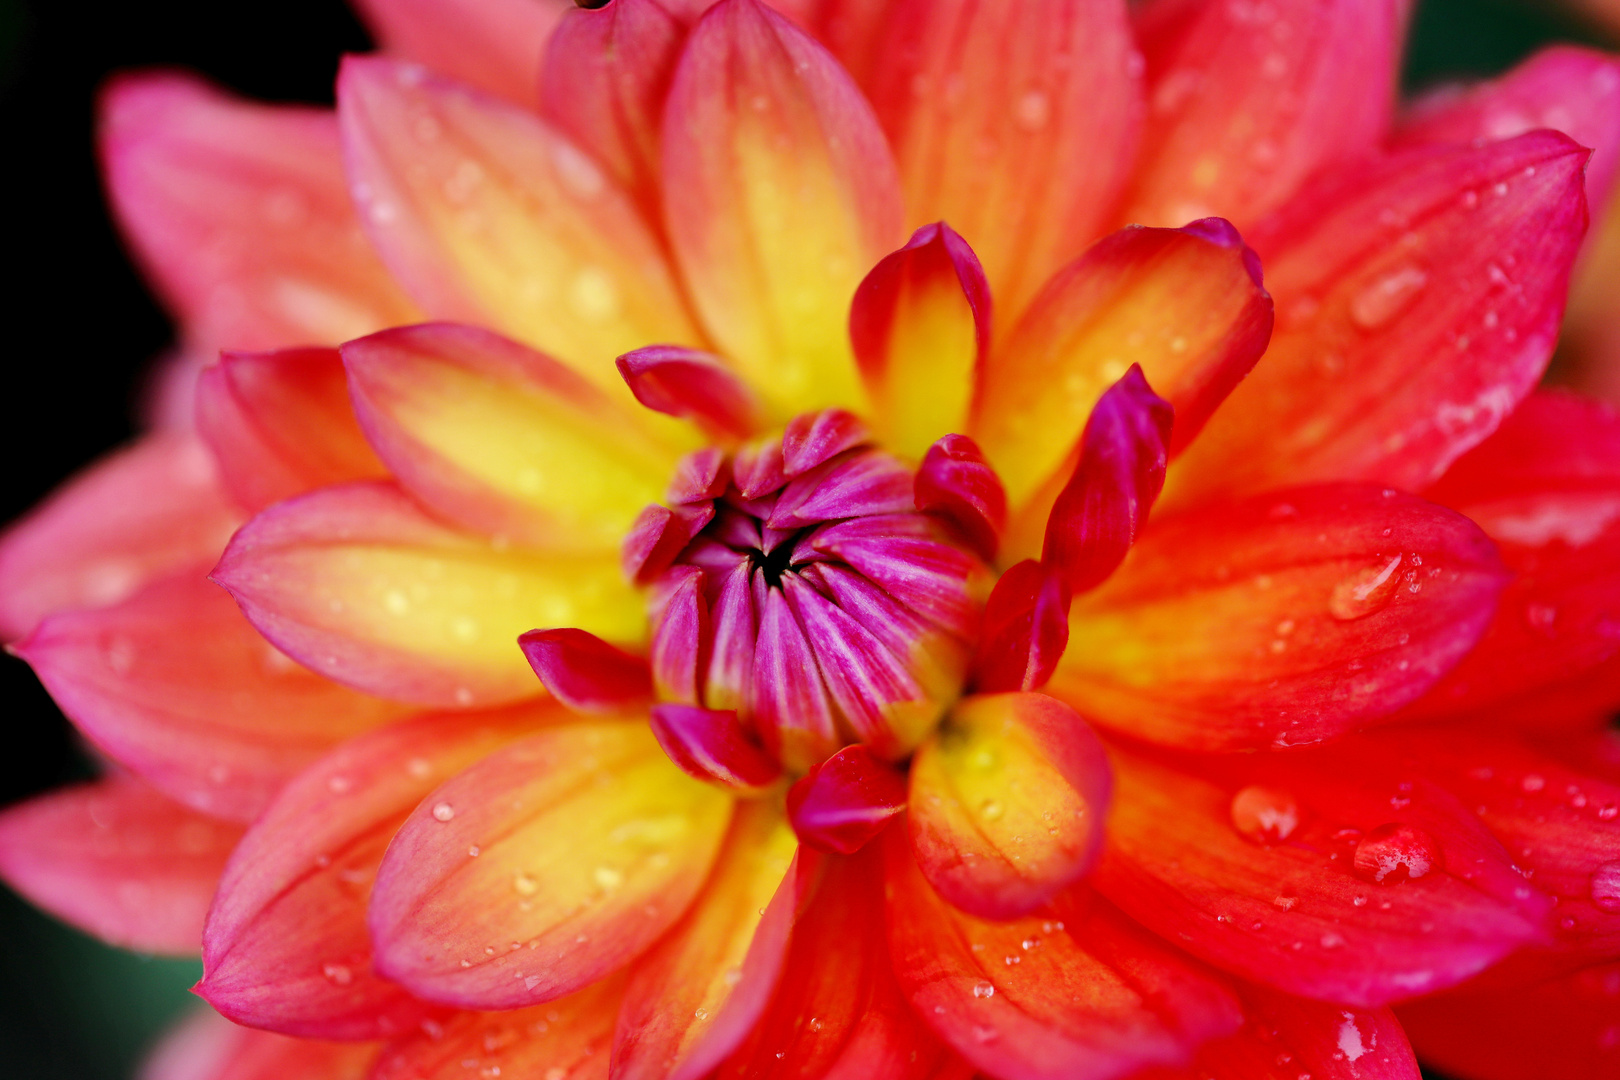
694, 1008, 709, 1020
1230, 786, 1301, 844
1350, 266, 1428, 330
1524, 603, 1558, 637
432, 802, 455, 822
322, 963, 354, 986
1329, 555, 1403, 620
513, 873, 539, 896
1522, 774, 1546, 793
593, 865, 625, 891
1014, 89, 1050, 131
1591, 861, 1620, 912
1353, 823, 1442, 884
972, 980, 995, 999
808, 1016, 824, 1032
980, 800, 1005, 822
972, 1024, 999, 1044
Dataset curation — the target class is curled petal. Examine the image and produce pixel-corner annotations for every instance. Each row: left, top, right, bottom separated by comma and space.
1414, 390, 1620, 719
971, 560, 1071, 694
100, 72, 417, 356
787, 744, 908, 854
622, 504, 716, 586
851, 223, 992, 459
519, 628, 654, 715
345, 323, 689, 551
1127, 0, 1406, 229
1397, 962, 1620, 1080
614, 802, 805, 1080
350, 0, 567, 106
650, 703, 782, 791
914, 435, 1007, 563
909, 693, 1111, 919
1042, 365, 1173, 594
861, 0, 1143, 321
370, 976, 622, 1080
540, 0, 687, 219
617, 346, 766, 441
369, 721, 733, 1008
1052, 485, 1509, 750
649, 566, 708, 704
0, 432, 242, 641
976, 221, 1272, 524
724, 842, 965, 1080
768, 448, 915, 529
0, 776, 242, 955
662, 0, 904, 417
1094, 742, 1553, 1005
212, 481, 644, 708
140, 1008, 378, 1080
196, 347, 388, 513
781, 408, 871, 477
16, 570, 408, 823
887, 832, 1243, 1080
1395, 45, 1620, 223
198, 705, 558, 1039
1171, 131, 1590, 502
338, 56, 700, 387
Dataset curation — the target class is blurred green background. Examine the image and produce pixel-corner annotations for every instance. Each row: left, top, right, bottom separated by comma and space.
0, 0, 1612, 1077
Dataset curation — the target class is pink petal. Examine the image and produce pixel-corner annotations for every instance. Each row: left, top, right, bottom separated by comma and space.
0, 432, 242, 641
859, 0, 1144, 322
0, 776, 242, 955
914, 434, 1007, 563
786, 743, 908, 853
337, 57, 700, 385
617, 346, 767, 441
349, 0, 569, 106
195, 346, 389, 513
661, 0, 904, 417
750, 586, 840, 772
781, 408, 872, 477
16, 569, 409, 823
1095, 741, 1554, 1005
198, 704, 558, 1038
804, 522, 979, 639
1127, 0, 1407, 229
1170, 131, 1590, 502
704, 559, 758, 714
100, 72, 418, 356
971, 560, 1071, 694
767, 447, 915, 529
621, 503, 716, 585
518, 628, 654, 715
1042, 365, 1174, 595
650, 703, 782, 790
140, 1008, 378, 1080
850, 223, 992, 459
649, 565, 709, 704
540, 0, 688, 221
212, 481, 644, 708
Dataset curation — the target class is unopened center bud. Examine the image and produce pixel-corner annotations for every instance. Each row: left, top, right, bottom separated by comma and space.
632, 411, 980, 774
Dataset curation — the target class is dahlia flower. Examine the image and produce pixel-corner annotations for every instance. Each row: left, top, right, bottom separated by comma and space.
3, 2, 1620, 1079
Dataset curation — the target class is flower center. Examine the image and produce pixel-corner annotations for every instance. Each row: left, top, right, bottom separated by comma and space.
627, 410, 980, 775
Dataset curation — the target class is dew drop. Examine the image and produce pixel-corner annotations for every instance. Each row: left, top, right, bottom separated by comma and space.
694, 1008, 709, 1020
1014, 89, 1051, 131
808, 1016, 824, 1032
972, 980, 995, 999
1329, 555, 1403, 620
513, 872, 539, 896
1349, 266, 1428, 330
980, 800, 1005, 822
1591, 861, 1620, 912
1353, 823, 1442, 884
432, 802, 455, 822
1230, 786, 1301, 844
322, 963, 354, 986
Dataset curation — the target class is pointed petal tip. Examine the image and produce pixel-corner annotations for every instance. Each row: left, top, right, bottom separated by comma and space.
786, 743, 907, 854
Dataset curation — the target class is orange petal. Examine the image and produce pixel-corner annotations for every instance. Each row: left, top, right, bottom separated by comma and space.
344, 323, 691, 551
1168, 131, 1590, 503
973, 221, 1272, 526
1094, 742, 1552, 1006
16, 568, 409, 823
141, 1007, 379, 1080
0, 775, 242, 955
722, 841, 967, 1080
337, 56, 701, 391
349, 0, 569, 106
662, 0, 904, 417
212, 481, 644, 708
850, 223, 991, 461
1051, 484, 1507, 751
370, 975, 623, 1080
198, 704, 560, 1039
100, 72, 418, 355
1126, 0, 1406, 230
909, 693, 1111, 919
860, 0, 1144, 323
369, 720, 733, 1008
886, 829, 1243, 1080
0, 432, 243, 641
614, 800, 807, 1080
195, 347, 388, 513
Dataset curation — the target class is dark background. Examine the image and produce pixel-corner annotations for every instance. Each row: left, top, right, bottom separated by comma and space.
0, 0, 1610, 1076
